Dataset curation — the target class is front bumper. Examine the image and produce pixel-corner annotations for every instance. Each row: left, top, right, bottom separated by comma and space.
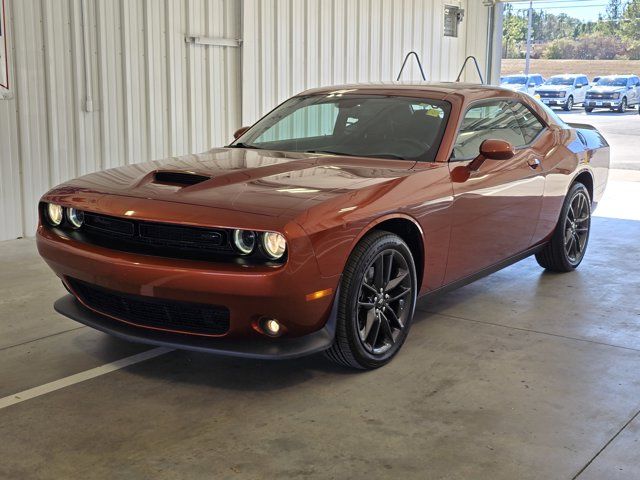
37, 216, 341, 349
55, 294, 337, 359
585, 99, 622, 108
539, 97, 568, 106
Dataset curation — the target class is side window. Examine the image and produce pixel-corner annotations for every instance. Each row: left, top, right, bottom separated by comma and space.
582, 76, 589, 86
451, 100, 526, 160
511, 102, 545, 144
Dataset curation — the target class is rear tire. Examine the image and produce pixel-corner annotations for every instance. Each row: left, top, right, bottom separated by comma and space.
325, 231, 417, 370
585, 107, 593, 113
535, 182, 591, 272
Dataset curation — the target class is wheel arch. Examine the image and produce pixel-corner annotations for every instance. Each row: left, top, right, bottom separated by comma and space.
572, 169, 594, 202
352, 214, 426, 291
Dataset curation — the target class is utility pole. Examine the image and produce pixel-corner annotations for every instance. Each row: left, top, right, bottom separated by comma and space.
524, 1, 533, 75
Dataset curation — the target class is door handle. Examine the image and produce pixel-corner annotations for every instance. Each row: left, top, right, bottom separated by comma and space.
527, 158, 541, 169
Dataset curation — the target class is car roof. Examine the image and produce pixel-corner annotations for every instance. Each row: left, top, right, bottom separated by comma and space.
600, 74, 634, 78
549, 74, 580, 78
298, 82, 511, 97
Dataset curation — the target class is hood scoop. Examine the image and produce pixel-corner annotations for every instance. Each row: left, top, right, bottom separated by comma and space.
153, 170, 211, 186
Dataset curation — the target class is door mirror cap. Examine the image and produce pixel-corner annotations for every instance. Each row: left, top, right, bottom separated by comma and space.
480, 139, 515, 161
233, 126, 251, 139
467, 139, 515, 171
451, 140, 515, 183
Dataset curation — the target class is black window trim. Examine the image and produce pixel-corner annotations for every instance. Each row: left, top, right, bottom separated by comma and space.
448, 97, 549, 162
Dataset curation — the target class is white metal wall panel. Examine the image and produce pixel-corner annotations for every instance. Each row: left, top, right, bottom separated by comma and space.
0, 0, 242, 240
241, 0, 486, 124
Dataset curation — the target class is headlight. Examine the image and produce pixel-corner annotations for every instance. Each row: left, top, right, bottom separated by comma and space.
612, 92, 620, 99
45, 203, 63, 226
233, 229, 256, 255
66, 208, 84, 228
558, 91, 566, 98
262, 232, 287, 259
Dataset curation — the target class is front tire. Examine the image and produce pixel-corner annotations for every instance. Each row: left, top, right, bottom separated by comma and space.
585, 107, 594, 113
563, 95, 574, 111
617, 97, 627, 113
325, 231, 417, 369
535, 182, 591, 272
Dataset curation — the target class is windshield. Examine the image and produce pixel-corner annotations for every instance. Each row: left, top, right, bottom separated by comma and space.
597, 77, 627, 87
233, 95, 451, 162
501, 76, 527, 85
544, 77, 574, 86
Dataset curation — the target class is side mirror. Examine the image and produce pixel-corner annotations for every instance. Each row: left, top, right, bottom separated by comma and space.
233, 126, 251, 139
529, 82, 536, 87
451, 139, 515, 183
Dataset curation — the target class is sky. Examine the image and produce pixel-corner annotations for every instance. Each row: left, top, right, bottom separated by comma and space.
508, 0, 623, 22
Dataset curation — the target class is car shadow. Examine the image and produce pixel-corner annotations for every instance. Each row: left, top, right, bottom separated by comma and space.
91, 333, 362, 392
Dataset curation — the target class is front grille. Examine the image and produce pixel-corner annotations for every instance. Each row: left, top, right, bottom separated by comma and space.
68, 278, 230, 336
80, 212, 234, 260
586, 92, 615, 99
537, 91, 564, 98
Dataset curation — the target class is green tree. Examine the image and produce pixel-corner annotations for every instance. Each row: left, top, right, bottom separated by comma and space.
621, 0, 640, 42
502, 6, 528, 58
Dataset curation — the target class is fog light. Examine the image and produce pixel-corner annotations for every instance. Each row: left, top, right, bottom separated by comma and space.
262, 318, 282, 337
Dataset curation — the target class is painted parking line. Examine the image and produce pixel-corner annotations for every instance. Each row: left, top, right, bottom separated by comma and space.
0, 347, 173, 410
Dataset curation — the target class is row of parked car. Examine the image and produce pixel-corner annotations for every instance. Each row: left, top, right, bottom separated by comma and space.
500, 73, 640, 113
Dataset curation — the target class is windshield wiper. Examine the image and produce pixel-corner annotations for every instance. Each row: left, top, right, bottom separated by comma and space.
229, 142, 261, 149
305, 149, 357, 156
305, 150, 405, 160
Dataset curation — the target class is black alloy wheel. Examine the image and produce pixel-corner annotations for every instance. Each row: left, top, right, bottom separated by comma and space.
563, 189, 590, 265
325, 231, 417, 369
535, 182, 591, 272
356, 249, 413, 355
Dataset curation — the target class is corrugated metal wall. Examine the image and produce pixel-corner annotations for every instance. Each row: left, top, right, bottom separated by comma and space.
0, 0, 492, 241
0, 0, 242, 240
241, 0, 488, 123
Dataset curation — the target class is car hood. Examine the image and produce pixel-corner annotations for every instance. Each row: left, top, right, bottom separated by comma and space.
589, 86, 626, 93
537, 85, 571, 91
49, 148, 416, 218
501, 84, 526, 91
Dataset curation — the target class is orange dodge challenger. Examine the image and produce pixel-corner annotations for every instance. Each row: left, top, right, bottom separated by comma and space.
37, 83, 609, 369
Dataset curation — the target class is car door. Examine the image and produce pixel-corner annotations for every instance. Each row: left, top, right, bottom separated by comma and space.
575, 77, 588, 103
444, 100, 546, 283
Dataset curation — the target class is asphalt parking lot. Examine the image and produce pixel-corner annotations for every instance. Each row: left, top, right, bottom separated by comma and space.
1, 110, 639, 480
557, 107, 640, 171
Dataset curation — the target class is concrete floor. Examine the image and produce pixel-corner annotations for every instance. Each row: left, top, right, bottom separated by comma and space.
1, 174, 639, 479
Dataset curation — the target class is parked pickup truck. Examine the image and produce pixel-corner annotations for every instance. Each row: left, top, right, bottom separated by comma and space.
500, 74, 545, 96
534, 74, 590, 111
585, 75, 640, 113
